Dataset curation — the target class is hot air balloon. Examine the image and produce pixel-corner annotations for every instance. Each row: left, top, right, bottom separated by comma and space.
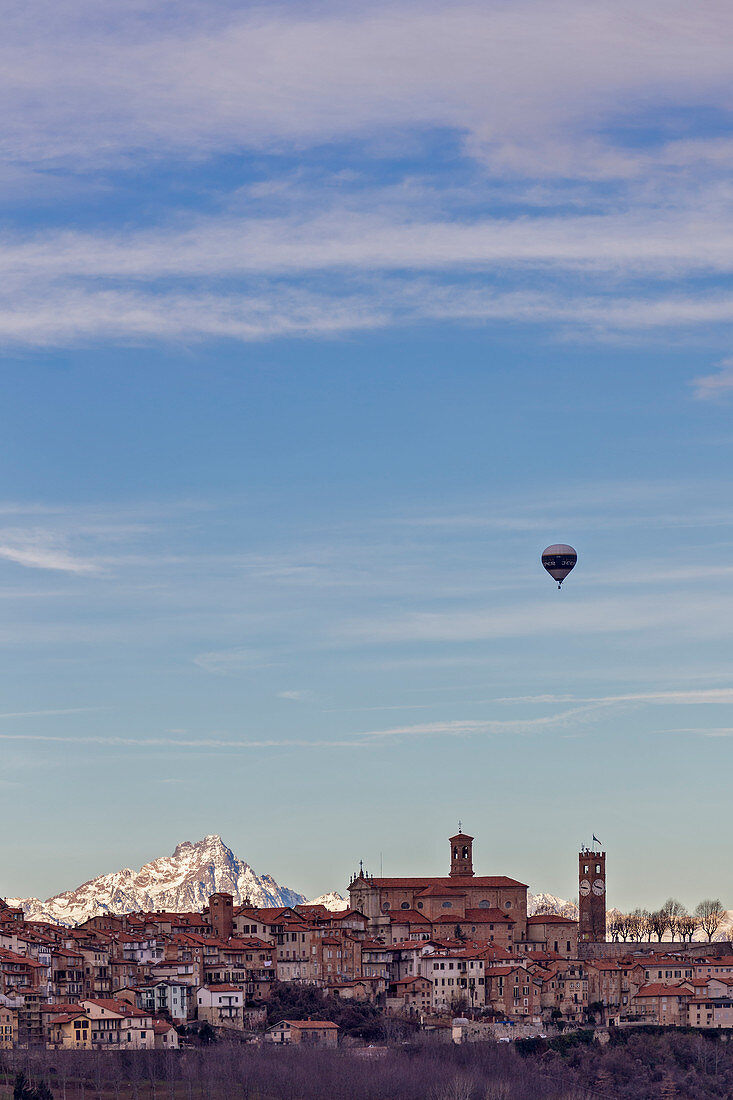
542, 544, 577, 589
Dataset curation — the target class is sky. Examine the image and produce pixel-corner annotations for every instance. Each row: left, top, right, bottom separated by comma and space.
2, 0, 733, 912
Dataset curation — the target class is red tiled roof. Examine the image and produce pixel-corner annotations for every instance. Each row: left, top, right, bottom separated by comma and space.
83, 998, 148, 1017
635, 984, 692, 997
51, 1012, 87, 1025
368, 876, 527, 890
527, 915, 577, 925
279, 1019, 338, 1030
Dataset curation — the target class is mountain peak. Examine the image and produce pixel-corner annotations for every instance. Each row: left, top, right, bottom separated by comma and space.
13, 836, 305, 926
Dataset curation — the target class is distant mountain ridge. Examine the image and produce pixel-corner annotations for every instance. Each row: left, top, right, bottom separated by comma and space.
9, 835, 306, 926
528, 892, 579, 919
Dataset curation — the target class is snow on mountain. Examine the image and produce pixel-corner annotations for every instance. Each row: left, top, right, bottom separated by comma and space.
528, 892, 578, 919
9, 835, 305, 926
305, 891, 348, 912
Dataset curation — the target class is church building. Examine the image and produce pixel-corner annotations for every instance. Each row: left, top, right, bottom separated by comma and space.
348, 831, 529, 943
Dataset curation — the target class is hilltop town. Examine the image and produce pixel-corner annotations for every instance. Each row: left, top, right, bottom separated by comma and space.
1, 830, 732, 1052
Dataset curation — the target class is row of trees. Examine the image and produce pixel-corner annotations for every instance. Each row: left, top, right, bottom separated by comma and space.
6, 1029, 733, 1100
607, 897, 726, 942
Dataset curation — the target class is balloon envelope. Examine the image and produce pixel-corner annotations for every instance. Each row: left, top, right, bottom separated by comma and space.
542, 544, 577, 586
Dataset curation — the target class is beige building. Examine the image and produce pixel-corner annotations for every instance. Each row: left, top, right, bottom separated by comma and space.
196, 984, 244, 1029
266, 1019, 339, 1046
631, 983, 692, 1025
81, 998, 154, 1050
48, 1011, 92, 1050
0, 1005, 16, 1049
688, 995, 733, 1028
526, 915, 578, 957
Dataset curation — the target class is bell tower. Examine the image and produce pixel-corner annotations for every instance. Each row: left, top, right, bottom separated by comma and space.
449, 827, 474, 877
578, 845, 606, 942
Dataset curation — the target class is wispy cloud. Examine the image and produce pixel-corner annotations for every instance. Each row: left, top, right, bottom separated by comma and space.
0, 540, 101, 575
338, 593, 733, 646
493, 688, 733, 706
0, 4, 730, 348
692, 358, 733, 400
2, 0, 731, 176
0, 708, 98, 719
0, 733, 363, 750
193, 648, 278, 675
278, 689, 318, 702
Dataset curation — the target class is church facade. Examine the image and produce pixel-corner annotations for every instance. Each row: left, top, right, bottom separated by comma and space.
348, 831, 529, 943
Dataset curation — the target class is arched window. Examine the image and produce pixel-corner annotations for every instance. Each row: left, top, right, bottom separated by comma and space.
479, 900, 490, 909
417, 902, 424, 910
453, 847, 458, 858
505, 901, 511, 909
400, 902, 410, 909
462, 846, 469, 859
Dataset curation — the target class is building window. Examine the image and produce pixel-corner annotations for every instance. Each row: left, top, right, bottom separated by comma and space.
401, 902, 410, 909
441, 902, 452, 909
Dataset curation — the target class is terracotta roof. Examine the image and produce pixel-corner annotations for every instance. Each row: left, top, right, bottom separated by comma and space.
277, 1019, 338, 1030
83, 998, 148, 1017
527, 915, 577, 925
367, 876, 527, 890
153, 1021, 176, 1034
635, 984, 692, 997
203, 984, 243, 993
51, 1012, 87, 1025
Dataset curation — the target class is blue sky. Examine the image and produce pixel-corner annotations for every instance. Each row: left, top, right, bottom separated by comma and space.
2, 0, 733, 911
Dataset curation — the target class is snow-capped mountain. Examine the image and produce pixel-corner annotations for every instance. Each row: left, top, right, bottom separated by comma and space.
528, 892, 578, 919
10, 835, 305, 926
305, 891, 348, 912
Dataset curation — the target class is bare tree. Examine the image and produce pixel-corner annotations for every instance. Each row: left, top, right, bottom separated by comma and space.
646, 910, 670, 942
695, 899, 725, 942
677, 914, 699, 942
626, 909, 646, 942
661, 898, 687, 940
607, 915, 623, 943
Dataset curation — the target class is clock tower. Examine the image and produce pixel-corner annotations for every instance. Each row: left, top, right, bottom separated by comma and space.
578, 846, 606, 942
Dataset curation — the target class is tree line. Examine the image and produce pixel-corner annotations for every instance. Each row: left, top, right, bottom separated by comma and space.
5, 1028, 733, 1100
607, 897, 726, 942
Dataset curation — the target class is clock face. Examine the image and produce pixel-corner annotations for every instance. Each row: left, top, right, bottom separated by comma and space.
579, 879, 591, 897
592, 879, 605, 896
